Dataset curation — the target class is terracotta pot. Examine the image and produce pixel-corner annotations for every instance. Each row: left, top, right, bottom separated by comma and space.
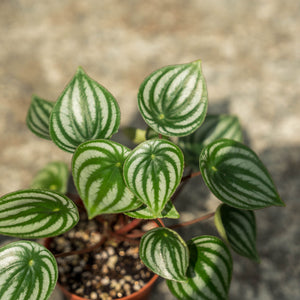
56, 274, 159, 300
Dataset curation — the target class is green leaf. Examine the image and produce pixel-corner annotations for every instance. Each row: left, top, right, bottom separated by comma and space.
123, 139, 184, 217
26, 95, 54, 140
215, 204, 259, 261
138, 60, 208, 137
30, 161, 69, 193
49, 67, 120, 153
179, 114, 243, 169
167, 235, 232, 300
72, 139, 142, 219
0, 241, 57, 300
199, 139, 284, 210
125, 201, 180, 219
122, 127, 147, 144
140, 227, 189, 281
0, 189, 79, 238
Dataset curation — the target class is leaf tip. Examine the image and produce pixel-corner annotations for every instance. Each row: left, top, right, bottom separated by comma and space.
191, 59, 202, 68
273, 194, 285, 207
76, 66, 86, 75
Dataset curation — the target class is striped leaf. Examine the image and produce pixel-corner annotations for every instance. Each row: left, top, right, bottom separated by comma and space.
178, 114, 243, 169
215, 204, 259, 261
199, 139, 284, 210
0, 189, 79, 238
72, 139, 141, 219
138, 60, 208, 137
123, 139, 184, 218
30, 161, 69, 193
0, 240, 57, 300
167, 235, 232, 300
49, 67, 120, 153
125, 201, 180, 219
140, 227, 189, 281
26, 95, 54, 140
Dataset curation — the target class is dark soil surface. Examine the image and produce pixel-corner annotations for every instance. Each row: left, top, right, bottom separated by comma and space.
48, 212, 153, 300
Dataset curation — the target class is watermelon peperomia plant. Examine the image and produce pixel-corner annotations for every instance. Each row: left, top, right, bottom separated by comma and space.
0, 60, 284, 300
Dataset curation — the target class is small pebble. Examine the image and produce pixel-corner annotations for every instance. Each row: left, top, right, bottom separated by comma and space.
73, 266, 82, 273
102, 264, 109, 274
101, 251, 108, 260
107, 246, 115, 256
90, 291, 97, 299
101, 276, 110, 285
75, 288, 84, 294
107, 255, 118, 269
86, 280, 91, 287
109, 290, 116, 297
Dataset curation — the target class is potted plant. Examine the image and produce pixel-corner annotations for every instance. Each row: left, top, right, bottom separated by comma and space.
0, 60, 285, 300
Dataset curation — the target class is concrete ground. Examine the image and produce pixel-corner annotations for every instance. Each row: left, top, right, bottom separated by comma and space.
0, 1, 299, 299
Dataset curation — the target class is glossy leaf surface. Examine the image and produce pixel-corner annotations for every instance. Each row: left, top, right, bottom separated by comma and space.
0, 241, 57, 300
26, 95, 54, 140
50, 67, 120, 153
167, 235, 232, 300
0, 189, 79, 238
138, 60, 208, 137
199, 139, 284, 210
123, 139, 184, 217
125, 201, 180, 219
72, 139, 141, 218
215, 204, 259, 261
30, 161, 69, 193
179, 114, 243, 169
140, 227, 189, 281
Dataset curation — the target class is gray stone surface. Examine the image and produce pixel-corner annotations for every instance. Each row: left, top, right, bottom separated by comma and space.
0, 0, 299, 299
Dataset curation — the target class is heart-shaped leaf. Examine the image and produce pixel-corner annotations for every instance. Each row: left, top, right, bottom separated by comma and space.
215, 204, 259, 261
0, 241, 57, 300
0, 189, 79, 238
199, 139, 285, 210
167, 235, 232, 300
125, 201, 180, 219
72, 139, 142, 219
50, 67, 120, 153
123, 139, 184, 217
179, 114, 243, 169
138, 60, 208, 137
140, 227, 189, 281
30, 161, 69, 193
26, 95, 54, 140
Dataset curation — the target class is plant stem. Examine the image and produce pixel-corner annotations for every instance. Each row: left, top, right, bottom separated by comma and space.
171, 170, 202, 203
110, 232, 140, 245
154, 219, 165, 227
171, 179, 189, 202
168, 212, 215, 230
125, 231, 145, 238
115, 218, 142, 235
181, 171, 201, 182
